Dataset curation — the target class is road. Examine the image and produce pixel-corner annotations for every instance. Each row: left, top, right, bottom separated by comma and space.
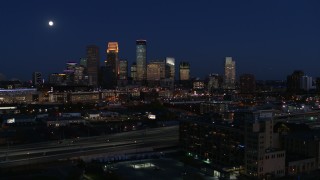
0, 125, 179, 168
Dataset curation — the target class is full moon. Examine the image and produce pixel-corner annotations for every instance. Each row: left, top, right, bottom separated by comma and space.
48, 21, 54, 26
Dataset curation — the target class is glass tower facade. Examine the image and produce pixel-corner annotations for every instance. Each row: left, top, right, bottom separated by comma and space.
131, 63, 137, 81
179, 61, 190, 81
119, 60, 128, 80
224, 57, 236, 89
136, 40, 147, 81
165, 57, 175, 80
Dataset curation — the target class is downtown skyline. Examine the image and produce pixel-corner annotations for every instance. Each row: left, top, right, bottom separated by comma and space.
1, 0, 320, 81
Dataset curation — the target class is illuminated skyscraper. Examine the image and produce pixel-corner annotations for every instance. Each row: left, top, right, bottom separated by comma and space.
131, 63, 137, 81
179, 62, 190, 81
223, 57, 236, 89
105, 42, 119, 87
147, 60, 166, 81
119, 60, 128, 80
136, 40, 147, 81
86, 45, 100, 86
105, 42, 119, 75
165, 57, 175, 80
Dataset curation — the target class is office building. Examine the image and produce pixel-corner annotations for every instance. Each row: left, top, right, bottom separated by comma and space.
66, 62, 77, 71
48, 73, 66, 85
105, 42, 119, 73
130, 63, 137, 81
32, 72, 42, 86
74, 66, 86, 85
147, 60, 166, 81
64, 62, 77, 84
300, 76, 315, 91
180, 114, 244, 178
239, 74, 256, 93
287, 70, 304, 93
165, 57, 175, 80
136, 40, 147, 81
207, 74, 223, 93
79, 58, 87, 68
105, 42, 119, 86
244, 110, 285, 179
179, 62, 190, 81
223, 57, 236, 90
86, 45, 100, 86
119, 60, 128, 80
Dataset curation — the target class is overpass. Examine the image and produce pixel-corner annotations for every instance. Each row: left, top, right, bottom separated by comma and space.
0, 126, 179, 168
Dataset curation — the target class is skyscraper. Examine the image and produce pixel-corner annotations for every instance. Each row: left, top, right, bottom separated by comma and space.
105, 42, 119, 74
207, 74, 222, 93
79, 58, 87, 68
300, 75, 316, 91
118, 60, 128, 80
104, 42, 119, 87
86, 45, 100, 86
32, 72, 42, 86
223, 57, 236, 89
165, 57, 175, 80
239, 74, 256, 93
74, 65, 85, 85
136, 40, 147, 81
130, 63, 137, 81
64, 62, 77, 84
147, 60, 166, 81
179, 62, 190, 81
287, 70, 304, 93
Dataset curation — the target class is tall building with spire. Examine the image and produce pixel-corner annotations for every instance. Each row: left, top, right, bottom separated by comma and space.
223, 57, 236, 89
86, 45, 100, 86
136, 40, 147, 81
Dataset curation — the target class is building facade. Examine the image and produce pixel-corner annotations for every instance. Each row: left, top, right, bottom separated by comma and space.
180, 115, 244, 179
165, 57, 175, 80
105, 42, 119, 87
32, 72, 42, 86
179, 61, 190, 81
300, 76, 316, 91
207, 74, 222, 93
119, 60, 128, 80
86, 45, 100, 86
147, 60, 166, 81
136, 40, 147, 81
244, 110, 285, 179
286, 70, 304, 93
239, 74, 256, 93
224, 57, 236, 90
130, 63, 137, 81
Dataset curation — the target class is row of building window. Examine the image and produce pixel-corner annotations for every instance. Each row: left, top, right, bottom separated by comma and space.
265, 153, 284, 160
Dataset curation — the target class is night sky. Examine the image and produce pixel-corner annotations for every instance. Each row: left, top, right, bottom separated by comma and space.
1, 0, 320, 81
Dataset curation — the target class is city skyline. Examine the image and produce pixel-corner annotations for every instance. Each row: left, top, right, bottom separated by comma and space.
1, 1, 320, 80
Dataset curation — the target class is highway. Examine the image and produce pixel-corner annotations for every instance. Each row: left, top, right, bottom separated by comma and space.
0, 125, 179, 168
